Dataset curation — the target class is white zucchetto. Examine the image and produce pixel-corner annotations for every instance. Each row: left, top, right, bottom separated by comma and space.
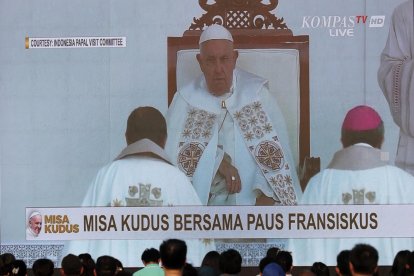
199, 24, 233, 44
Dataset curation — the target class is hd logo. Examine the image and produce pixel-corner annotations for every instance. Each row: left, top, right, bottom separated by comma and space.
356, 15, 385, 27
369, 16, 385, 27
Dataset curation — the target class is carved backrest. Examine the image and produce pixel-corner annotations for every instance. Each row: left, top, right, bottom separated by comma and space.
186, 0, 292, 34
168, 0, 317, 189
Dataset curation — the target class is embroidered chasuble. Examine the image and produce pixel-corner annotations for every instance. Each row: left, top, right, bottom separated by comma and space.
63, 139, 215, 267
290, 144, 414, 266
165, 68, 302, 206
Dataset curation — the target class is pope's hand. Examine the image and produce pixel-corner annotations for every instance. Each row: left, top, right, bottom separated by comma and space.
218, 158, 241, 194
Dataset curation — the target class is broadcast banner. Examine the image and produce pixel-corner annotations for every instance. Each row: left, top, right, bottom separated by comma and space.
26, 205, 413, 241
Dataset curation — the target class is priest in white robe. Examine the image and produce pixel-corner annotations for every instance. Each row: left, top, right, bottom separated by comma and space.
64, 107, 214, 267
378, 0, 414, 175
291, 105, 414, 266
165, 24, 302, 207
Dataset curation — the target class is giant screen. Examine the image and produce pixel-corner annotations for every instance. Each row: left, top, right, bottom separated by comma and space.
0, 0, 411, 268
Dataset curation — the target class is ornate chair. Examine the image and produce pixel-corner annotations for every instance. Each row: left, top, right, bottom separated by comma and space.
167, 0, 319, 191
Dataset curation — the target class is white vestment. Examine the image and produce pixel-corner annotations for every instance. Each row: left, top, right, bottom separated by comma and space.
165, 68, 302, 206
291, 144, 414, 266
64, 139, 214, 267
378, 0, 414, 175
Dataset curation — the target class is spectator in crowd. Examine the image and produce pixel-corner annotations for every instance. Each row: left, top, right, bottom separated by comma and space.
311, 262, 330, 276
198, 251, 220, 276
390, 250, 410, 276
113, 258, 126, 275
349, 244, 378, 276
182, 264, 198, 276
78, 254, 96, 276
397, 250, 414, 276
133, 248, 163, 276
32, 259, 54, 276
218, 249, 242, 275
263, 263, 285, 276
10, 260, 27, 276
61, 254, 83, 276
259, 257, 278, 276
266, 248, 280, 260
0, 253, 16, 276
335, 250, 351, 276
160, 239, 187, 276
275, 251, 293, 276
96, 256, 117, 276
